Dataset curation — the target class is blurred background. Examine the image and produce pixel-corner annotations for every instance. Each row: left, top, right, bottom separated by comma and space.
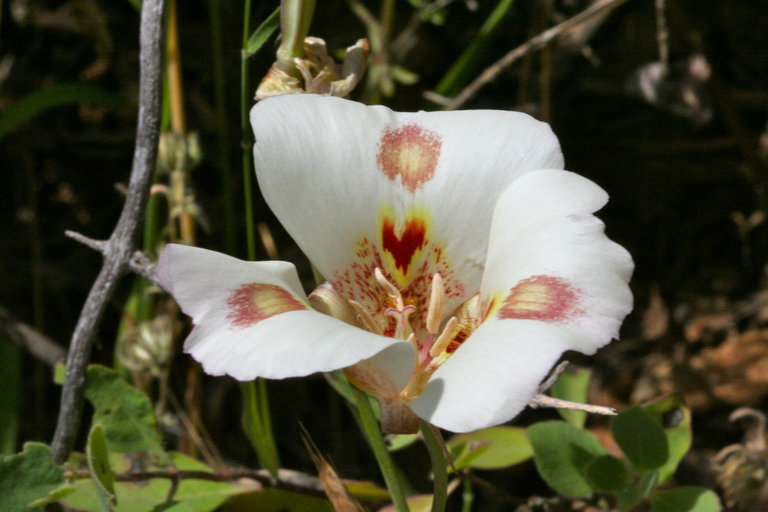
1, 0, 767, 509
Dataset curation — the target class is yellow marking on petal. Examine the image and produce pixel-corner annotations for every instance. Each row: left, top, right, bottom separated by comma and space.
226, 283, 307, 329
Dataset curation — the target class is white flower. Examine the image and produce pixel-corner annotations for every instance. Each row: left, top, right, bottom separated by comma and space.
158, 95, 634, 433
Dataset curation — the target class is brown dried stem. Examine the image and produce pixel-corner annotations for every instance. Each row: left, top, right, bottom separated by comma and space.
50, 0, 166, 464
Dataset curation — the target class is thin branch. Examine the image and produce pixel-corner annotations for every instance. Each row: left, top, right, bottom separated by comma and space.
0, 307, 66, 367
67, 230, 161, 287
529, 394, 617, 416
68, 467, 327, 498
50, 0, 166, 464
538, 360, 569, 392
443, 0, 631, 110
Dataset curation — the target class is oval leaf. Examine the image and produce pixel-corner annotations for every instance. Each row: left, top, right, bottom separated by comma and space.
584, 454, 629, 492
551, 366, 592, 428
84, 365, 165, 456
87, 424, 116, 510
651, 487, 722, 512
612, 406, 669, 470
528, 421, 606, 498
643, 395, 692, 484
448, 427, 533, 470
0, 443, 66, 512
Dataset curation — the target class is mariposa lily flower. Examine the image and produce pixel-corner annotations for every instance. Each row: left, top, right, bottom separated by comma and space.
157, 94, 633, 434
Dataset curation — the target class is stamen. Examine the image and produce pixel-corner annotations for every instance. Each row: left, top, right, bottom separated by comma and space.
425, 272, 445, 334
429, 316, 459, 358
374, 267, 401, 304
349, 300, 382, 334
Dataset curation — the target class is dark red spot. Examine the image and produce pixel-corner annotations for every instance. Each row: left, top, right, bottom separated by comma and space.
497, 275, 582, 322
382, 217, 427, 275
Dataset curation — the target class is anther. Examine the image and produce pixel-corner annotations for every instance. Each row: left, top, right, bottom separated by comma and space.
429, 316, 458, 358
349, 300, 382, 334
425, 273, 445, 334
374, 267, 401, 302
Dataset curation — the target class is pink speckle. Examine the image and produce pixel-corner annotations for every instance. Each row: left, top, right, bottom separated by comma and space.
226, 283, 307, 329
497, 275, 583, 322
330, 226, 465, 338
377, 124, 442, 192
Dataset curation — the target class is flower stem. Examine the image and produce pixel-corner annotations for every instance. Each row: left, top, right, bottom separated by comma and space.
421, 422, 448, 512
239, 0, 279, 477
353, 388, 409, 512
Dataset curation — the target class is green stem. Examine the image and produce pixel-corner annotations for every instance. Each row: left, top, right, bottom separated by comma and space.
276, 0, 316, 74
354, 388, 409, 512
461, 477, 474, 512
238, 0, 279, 477
421, 422, 448, 512
241, 0, 256, 261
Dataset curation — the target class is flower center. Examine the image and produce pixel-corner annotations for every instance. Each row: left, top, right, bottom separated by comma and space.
349, 267, 480, 399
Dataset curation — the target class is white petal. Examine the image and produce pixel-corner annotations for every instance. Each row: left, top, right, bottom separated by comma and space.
157, 244, 413, 380
410, 321, 566, 432
480, 169, 634, 352
411, 170, 633, 432
251, 94, 563, 326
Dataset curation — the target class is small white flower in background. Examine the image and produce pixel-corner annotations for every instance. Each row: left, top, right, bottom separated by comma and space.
158, 95, 634, 433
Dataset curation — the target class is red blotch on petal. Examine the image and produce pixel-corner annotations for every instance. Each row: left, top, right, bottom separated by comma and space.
377, 124, 442, 192
497, 275, 583, 322
227, 283, 307, 329
382, 216, 426, 275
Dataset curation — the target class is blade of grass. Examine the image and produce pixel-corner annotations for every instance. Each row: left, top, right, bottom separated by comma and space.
0, 83, 117, 141
433, 0, 517, 99
246, 6, 281, 58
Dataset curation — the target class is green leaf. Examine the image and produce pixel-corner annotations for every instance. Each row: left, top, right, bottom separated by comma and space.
246, 7, 280, 57
650, 487, 722, 512
433, 0, 518, 98
643, 395, 692, 484
87, 424, 116, 511
84, 365, 165, 456
387, 433, 420, 452
527, 421, 606, 498
0, 83, 118, 141
551, 366, 592, 428
344, 480, 390, 502
0, 338, 21, 454
447, 426, 533, 470
379, 494, 433, 512
241, 380, 280, 477
221, 488, 332, 512
615, 485, 642, 511
583, 454, 629, 492
0, 442, 66, 512
61, 452, 246, 512
447, 439, 491, 473
612, 406, 669, 471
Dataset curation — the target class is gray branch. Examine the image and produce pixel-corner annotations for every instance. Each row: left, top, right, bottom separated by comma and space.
50, 0, 165, 464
